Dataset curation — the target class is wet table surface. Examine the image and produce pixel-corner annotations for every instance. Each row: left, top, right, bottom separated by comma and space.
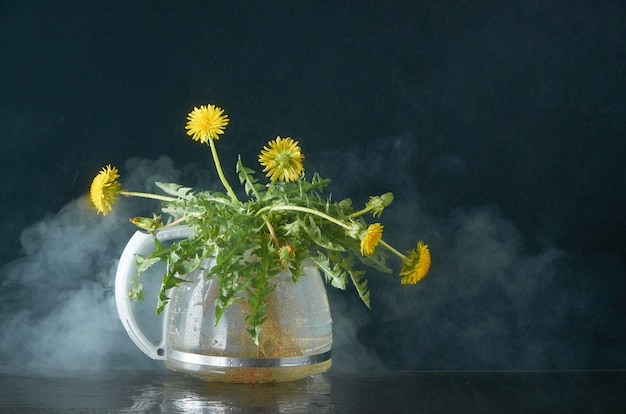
1, 368, 625, 413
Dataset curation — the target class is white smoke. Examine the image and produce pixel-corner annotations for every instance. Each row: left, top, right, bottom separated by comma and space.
0, 156, 183, 375
1, 149, 622, 376
374, 204, 569, 369
307, 136, 624, 370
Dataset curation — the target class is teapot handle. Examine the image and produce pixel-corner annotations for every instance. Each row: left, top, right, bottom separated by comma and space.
115, 226, 194, 360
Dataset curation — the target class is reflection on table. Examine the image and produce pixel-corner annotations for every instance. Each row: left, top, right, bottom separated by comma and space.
1, 368, 625, 412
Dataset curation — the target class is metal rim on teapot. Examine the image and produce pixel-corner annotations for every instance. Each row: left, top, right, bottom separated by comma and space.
167, 349, 332, 368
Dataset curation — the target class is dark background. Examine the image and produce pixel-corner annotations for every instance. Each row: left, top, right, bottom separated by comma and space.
0, 0, 624, 373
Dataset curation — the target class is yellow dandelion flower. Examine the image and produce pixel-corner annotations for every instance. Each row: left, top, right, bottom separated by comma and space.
185, 104, 229, 143
90, 165, 122, 215
360, 223, 383, 255
400, 241, 431, 285
258, 136, 305, 182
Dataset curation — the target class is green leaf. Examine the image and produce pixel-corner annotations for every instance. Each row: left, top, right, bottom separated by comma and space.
311, 252, 347, 290
156, 290, 169, 315
174, 256, 203, 275
302, 216, 346, 251
358, 250, 392, 273
162, 274, 187, 290
236, 156, 264, 199
348, 268, 371, 309
135, 255, 160, 274
155, 182, 193, 198
128, 278, 144, 301
214, 301, 225, 326
247, 325, 263, 346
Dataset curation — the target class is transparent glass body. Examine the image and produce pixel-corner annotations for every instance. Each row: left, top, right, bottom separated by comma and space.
164, 259, 333, 383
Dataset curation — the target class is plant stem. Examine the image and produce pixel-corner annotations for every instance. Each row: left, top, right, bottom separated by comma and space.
379, 239, 406, 259
259, 205, 351, 230
347, 206, 371, 219
208, 137, 239, 202
120, 191, 176, 202
162, 216, 188, 228
262, 215, 280, 248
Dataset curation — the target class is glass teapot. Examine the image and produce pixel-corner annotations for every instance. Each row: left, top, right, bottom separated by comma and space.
115, 226, 333, 383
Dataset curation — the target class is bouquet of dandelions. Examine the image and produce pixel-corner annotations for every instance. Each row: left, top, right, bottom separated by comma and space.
90, 103, 431, 345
